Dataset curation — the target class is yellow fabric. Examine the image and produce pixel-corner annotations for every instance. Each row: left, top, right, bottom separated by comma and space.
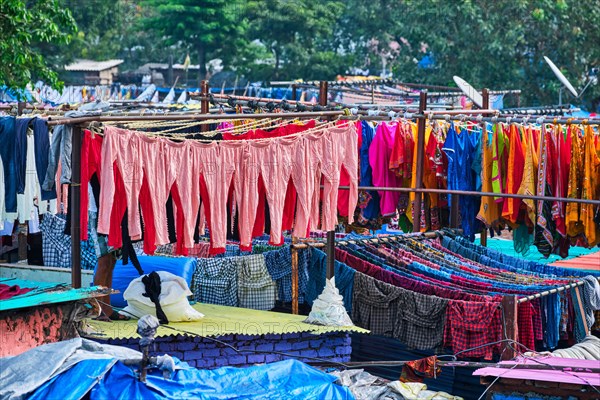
581, 125, 600, 246
518, 126, 539, 225
477, 127, 500, 226
84, 303, 368, 340
406, 123, 431, 226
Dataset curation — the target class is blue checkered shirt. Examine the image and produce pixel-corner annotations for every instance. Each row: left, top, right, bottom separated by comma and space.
264, 247, 308, 303
193, 258, 238, 306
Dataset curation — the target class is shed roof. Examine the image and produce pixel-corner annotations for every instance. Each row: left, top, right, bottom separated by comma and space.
64, 59, 124, 72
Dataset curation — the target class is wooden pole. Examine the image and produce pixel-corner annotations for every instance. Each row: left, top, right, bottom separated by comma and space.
291, 84, 297, 102
480, 88, 490, 246
200, 80, 209, 132
501, 295, 518, 360
71, 126, 82, 288
319, 81, 328, 107
413, 91, 428, 232
319, 81, 336, 279
572, 286, 590, 337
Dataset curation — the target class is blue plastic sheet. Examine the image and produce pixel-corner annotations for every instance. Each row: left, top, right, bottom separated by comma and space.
107, 256, 197, 307
90, 358, 353, 400
28, 359, 115, 400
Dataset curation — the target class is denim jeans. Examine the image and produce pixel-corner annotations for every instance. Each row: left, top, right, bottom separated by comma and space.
15, 117, 33, 195
32, 118, 56, 200
0, 117, 17, 212
42, 123, 72, 191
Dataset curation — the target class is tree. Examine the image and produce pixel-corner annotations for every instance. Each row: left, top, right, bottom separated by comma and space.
339, 0, 600, 108
245, 0, 345, 81
141, 0, 247, 84
0, 0, 76, 91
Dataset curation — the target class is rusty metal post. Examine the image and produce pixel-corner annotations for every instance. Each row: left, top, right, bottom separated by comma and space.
200, 80, 209, 132
480, 88, 490, 246
291, 238, 299, 314
413, 91, 428, 232
319, 81, 328, 107
501, 295, 518, 360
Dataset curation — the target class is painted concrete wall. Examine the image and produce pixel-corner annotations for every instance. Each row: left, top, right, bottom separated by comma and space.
0, 304, 79, 357
100, 331, 352, 369
0, 263, 94, 287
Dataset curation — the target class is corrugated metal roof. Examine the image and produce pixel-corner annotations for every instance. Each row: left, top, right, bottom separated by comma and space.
473, 357, 600, 386
0, 279, 111, 312
137, 62, 200, 71
64, 59, 124, 72
84, 303, 368, 339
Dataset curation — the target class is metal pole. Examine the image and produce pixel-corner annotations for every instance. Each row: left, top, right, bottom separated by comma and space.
71, 126, 82, 288
480, 88, 489, 246
333, 185, 600, 206
413, 91, 428, 232
326, 230, 335, 279
291, 84, 297, 102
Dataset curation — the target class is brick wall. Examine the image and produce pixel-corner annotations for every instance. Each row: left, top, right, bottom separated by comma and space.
0, 303, 80, 357
100, 331, 351, 369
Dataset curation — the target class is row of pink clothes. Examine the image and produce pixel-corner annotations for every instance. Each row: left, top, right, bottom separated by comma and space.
96, 122, 358, 255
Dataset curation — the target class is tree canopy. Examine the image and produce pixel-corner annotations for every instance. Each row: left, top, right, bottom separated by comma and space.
2, 0, 599, 108
0, 0, 76, 91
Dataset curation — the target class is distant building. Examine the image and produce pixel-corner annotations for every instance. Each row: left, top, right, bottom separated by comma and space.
63, 59, 124, 85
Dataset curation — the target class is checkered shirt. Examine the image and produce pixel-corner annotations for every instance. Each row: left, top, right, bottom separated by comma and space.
395, 290, 448, 350
40, 214, 72, 268
193, 258, 238, 307
443, 300, 502, 360
352, 272, 403, 337
263, 247, 308, 303
517, 302, 535, 351
234, 254, 276, 311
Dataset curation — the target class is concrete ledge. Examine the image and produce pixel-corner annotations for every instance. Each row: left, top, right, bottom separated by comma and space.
0, 263, 94, 287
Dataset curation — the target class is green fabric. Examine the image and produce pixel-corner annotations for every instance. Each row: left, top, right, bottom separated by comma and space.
85, 303, 367, 339
0, 279, 107, 311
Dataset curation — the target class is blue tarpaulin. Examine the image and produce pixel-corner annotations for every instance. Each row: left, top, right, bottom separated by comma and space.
2, 339, 352, 399
89, 358, 352, 400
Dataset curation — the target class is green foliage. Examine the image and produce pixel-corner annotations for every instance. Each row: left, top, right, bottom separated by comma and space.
141, 0, 247, 80
245, 0, 346, 80
0, 0, 76, 91
340, 0, 600, 107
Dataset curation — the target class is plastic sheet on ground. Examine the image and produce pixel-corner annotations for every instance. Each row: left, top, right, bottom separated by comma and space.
90, 358, 352, 400
0, 338, 141, 400
1, 338, 352, 400
331, 369, 463, 400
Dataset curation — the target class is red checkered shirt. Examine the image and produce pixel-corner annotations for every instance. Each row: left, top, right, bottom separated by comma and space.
517, 302, 535, 351
444, 300, 502, 360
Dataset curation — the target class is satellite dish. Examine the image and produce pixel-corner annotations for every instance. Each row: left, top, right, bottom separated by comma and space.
453, 76, 483, 108
544, 56, 578, 97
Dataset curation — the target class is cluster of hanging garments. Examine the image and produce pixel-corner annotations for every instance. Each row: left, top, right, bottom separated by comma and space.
91, 119, 358, 256
304, 231, 600, 359
2, 114, 598, 268
360, 120, 600, 257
